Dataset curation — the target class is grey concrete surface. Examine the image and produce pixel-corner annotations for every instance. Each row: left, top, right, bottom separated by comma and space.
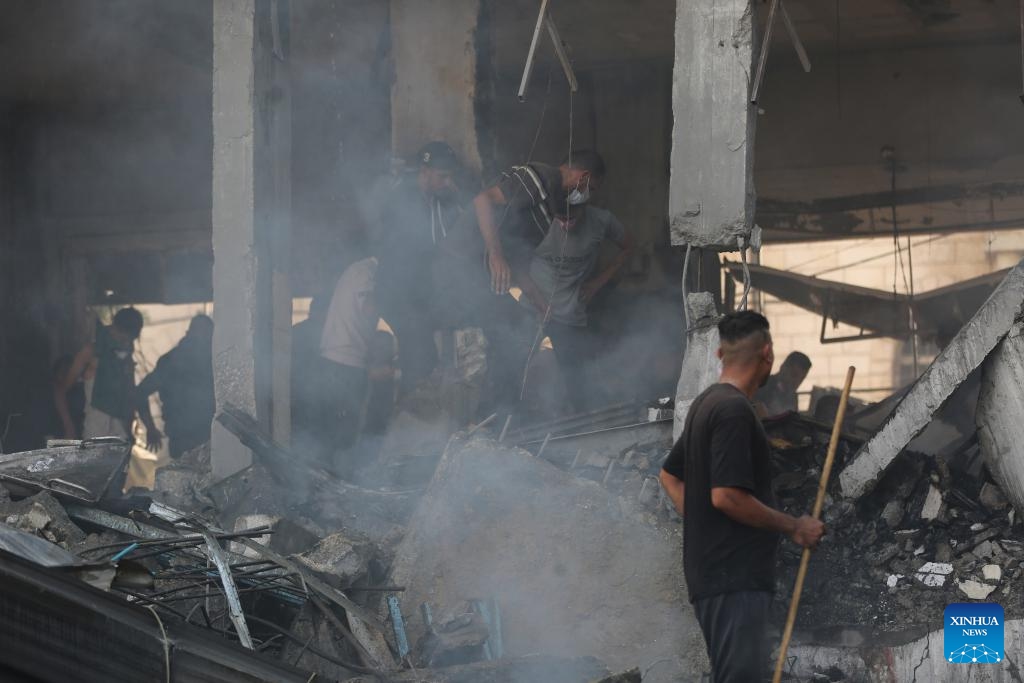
673, 293, 722, 442
388, 436, 708, 682
978, 319, 1024, 516
669, 0, 756, 249
390, 0, 482, 171
211, 0, 291, 480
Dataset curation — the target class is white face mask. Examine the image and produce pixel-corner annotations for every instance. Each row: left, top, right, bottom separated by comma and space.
567, 176, 591, 206
114, 350, 130, 360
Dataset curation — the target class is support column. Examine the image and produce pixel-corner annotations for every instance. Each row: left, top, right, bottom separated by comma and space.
211, 0, 291, 481
390, 0, 482, 171
669, 0, 756, 249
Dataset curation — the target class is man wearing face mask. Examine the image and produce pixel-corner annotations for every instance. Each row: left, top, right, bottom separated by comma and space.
55, 307, 151, 445
470, 150, 609, 295
368, 141, 462, 394
514, 156, 634, 412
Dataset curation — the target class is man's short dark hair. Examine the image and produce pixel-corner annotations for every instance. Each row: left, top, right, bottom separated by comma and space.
562, 150, 606, 178
112, 307, 144, 338
718, 310, 770, 344
783, 351, 812, 371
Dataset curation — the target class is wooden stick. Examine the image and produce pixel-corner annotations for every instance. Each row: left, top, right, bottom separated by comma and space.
772, 366, 855, 683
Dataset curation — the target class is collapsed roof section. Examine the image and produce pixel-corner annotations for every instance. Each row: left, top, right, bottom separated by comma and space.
724, 261, 1011, 345
838, 259, 1024, 501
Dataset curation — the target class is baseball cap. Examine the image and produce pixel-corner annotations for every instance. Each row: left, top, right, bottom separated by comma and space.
416, 141, 459, 171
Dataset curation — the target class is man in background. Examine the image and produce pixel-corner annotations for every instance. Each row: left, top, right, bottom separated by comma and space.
755, 350, 812, 416
514, 155, 632, 412
369, 141, 462, 394
56, 307, 148, 444
318, 256, 380, 477
660, 311, 824, 682
135, 314, 215, 459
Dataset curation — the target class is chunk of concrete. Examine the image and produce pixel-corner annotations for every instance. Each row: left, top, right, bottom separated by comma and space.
0, 491, 86, 549
388, 437, 705, 681
979, 482, 1010, 512
669, 0, 756, 249
881, 500, 905, 528
839, 261, 1024, 500
982, 564, 1002, 582
673, 293, 722, 442
957, 579, 996, 600
919, 485, 943, 521
789, 619, 1024, 681
296, 532, 371, 588
978, 319, 1024, 517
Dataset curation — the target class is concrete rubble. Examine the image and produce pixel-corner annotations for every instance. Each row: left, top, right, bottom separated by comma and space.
4, 306, 1024, 683
839, 260, 1024, 500
386, 434, 707, 682
978, 316, 1024, 515
0, 415, 696, 682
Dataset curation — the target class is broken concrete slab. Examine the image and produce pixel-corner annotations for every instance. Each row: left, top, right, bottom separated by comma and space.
0, 491, 86, 549
669, 0, 756, 249
920, 485, 944, 520
957, 579, 997, 600
980, 482, 1010, 512
983, 564, 1002, 582
387, 436, 706, 682
673, 293, 722, 442
978, 318, 1024, 516
790, 619, 1024, 682
295, 532, 371, 588
839, 260, 1024, 500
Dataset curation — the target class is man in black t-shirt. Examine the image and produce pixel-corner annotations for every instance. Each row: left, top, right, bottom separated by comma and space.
660, 311, 825, 682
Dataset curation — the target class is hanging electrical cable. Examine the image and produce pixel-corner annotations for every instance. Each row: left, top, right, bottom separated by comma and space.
519, 81, 575, 401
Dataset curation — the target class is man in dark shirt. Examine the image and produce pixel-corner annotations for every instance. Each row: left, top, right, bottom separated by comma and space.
755, 350, 812, 416
136, 315, 215, 458
660, 311, 824, 682
470, 151, 606, 294
369, 141, 462, 394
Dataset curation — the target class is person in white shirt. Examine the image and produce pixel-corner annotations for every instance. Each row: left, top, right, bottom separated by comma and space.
316, 256, 379, 476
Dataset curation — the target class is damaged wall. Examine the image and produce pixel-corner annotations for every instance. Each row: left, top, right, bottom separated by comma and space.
390, 0, 482, 172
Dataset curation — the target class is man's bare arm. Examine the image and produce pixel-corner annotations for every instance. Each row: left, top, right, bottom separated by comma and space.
659, 469, 685, 515
472, 185, 512, 294
54, 346, 92, 439
711, 486, 824, 548
134, 373, 164, 452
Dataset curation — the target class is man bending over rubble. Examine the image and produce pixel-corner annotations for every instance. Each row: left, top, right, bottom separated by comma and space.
659, 310, 824, 682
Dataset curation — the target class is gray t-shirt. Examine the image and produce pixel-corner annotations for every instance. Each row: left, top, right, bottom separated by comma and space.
524, 206, 626, 327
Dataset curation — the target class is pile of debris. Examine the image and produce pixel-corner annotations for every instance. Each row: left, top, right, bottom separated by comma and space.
760, 408, 1024, 650
0, 411, 652, 682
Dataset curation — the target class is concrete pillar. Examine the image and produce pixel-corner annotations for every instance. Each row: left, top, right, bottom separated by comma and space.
211, 0, 291, 480
669, 0, 756, 249
673, 293, 722, 442
389, 0, 481, 171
